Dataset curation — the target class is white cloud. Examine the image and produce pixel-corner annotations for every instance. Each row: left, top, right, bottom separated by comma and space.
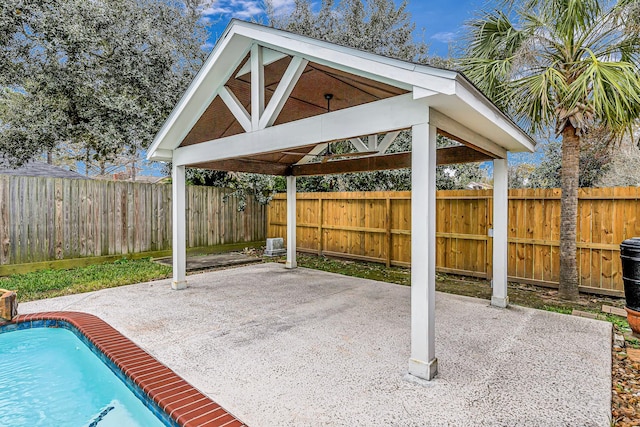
231, 0, 262, 18
201, 3, 233, 16
201, 0, 273, 19
431, 31, 457, 44
269, 0, 295, 14
201, 0, 295, 19
201, 41, 216, 51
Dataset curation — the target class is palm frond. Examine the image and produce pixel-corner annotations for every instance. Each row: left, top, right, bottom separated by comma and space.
509, 65, 567, 133
568, 54, 640, 133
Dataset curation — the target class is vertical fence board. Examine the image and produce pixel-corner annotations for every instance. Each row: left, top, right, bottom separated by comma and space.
267, 189, 638, 296
0, 177, 8, 264
0, 176, 265, 268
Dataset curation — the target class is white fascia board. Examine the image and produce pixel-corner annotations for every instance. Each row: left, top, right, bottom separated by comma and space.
429, 108, 507, 158
413, 87, 439, 100
454, 77, 536, 153
232, 24, 457, 95
146, 33, 252, 159
173, 94, 425, 166
149, 149, 173, 162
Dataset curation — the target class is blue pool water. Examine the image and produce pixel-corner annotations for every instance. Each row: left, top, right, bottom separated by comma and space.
0, 327, 166, 427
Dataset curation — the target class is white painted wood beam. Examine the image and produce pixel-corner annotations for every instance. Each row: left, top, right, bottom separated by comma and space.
376, 131, 401, 154
286, 175, 297, 269
174, 94, 425, 166
367, 135, 377, 150
349, 138, 369, 153
235, 47, 288, 78
259, 56, 309, 129
491, 158, 509, 308
219, 85, 252, 133
294, 144, 327, 165
171, 164, 187, 290
251, 44, 264, 130
408, 118, 438, 381
429, 109, 507, 158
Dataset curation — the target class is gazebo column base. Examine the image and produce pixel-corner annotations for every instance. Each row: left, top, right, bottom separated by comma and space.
171, 280, 188, 290
491, 295, 509, 308
408, 357, 438, 381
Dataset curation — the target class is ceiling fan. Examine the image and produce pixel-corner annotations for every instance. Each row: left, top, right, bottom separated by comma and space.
282, 93, 378, 163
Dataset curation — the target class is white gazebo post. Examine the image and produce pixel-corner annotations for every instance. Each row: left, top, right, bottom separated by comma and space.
171, 163, 187, 290
491, 158, 509, 307
408, 117, 438, 380
286, 175, 297, 269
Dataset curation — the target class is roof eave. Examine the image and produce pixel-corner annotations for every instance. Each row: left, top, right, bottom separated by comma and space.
147, 20, 242, 161
454, 74, 536, 153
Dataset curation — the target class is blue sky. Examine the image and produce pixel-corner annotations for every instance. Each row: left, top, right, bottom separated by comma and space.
201, 0, 488, 57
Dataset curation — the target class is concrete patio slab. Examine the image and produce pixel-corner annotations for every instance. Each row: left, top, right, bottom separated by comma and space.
21, 263, 611, 427
153, 252, 261, 271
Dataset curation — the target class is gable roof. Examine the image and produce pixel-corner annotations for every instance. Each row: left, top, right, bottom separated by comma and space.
147, 20, 535, 162
0, 161, 90, 180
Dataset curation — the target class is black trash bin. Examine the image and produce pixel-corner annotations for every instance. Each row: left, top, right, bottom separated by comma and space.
620, 238, 640, 312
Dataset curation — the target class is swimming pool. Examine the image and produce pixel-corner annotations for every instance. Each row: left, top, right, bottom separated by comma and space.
0, 312, 245, 427
0, 327, 166, 426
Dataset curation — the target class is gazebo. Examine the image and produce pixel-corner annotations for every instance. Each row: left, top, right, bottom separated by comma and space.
147, 20, 535, 381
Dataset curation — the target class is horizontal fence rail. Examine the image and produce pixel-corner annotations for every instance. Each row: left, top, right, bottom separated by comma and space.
267, 188, 640, 297
0, 176, 266, 266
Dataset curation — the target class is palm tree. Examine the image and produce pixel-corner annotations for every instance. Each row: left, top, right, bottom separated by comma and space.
461, 0, 640, 300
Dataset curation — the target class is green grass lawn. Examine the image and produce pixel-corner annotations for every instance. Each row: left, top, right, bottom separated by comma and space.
0, 258, 171, 302
2, 251, 629, 331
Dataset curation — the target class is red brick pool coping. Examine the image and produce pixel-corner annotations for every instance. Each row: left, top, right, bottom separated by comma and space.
3, 311, 246, 427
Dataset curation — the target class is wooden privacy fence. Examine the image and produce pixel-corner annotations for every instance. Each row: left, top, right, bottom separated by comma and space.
267, 188, 640, 297
0, 176, 266, 266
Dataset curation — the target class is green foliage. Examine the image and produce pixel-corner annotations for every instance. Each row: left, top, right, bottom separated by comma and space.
0, 0, 207, 168
596, 134, 640, 187
541, 305, 573, 314
461, 0, 640, 138
266, 0, 429, 63
461, 0, 640, 300
511, 138, 612, 189
180, 167, 285, 209
0, 258, 171, 302
604, 313, 631, 331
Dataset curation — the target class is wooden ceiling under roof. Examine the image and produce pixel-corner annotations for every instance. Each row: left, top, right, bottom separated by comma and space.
179, 53, 495, 176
